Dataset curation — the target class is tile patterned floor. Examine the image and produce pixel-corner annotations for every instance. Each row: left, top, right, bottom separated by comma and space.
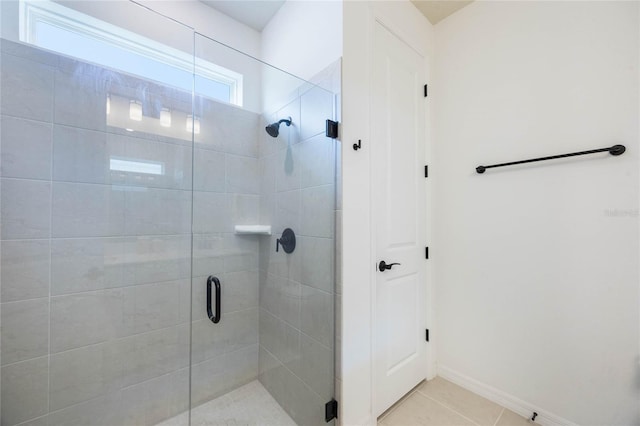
157, 377, 530, 426
156, 381, 296, 426
378, 377, 532, 426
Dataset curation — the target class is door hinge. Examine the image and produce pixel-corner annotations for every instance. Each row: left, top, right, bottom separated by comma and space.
426, 329, 430, 342
326, 119, 338, 139
424, 84, 428, 97
425, 247, 429, 259
424, 165, 428, 178
325, 399, 338, 422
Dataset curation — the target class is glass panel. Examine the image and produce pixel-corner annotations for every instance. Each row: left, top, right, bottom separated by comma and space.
0, 2, 193, 425
0, 1, 337, 424
190, 33, 337, 426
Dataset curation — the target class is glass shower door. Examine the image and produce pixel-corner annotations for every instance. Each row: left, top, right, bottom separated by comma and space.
189, 33, 338, 426
0, 2, 337, 424
0, 3, 194, 425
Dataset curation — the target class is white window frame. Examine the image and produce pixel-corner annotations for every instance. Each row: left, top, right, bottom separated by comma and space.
19, 0, 244, 106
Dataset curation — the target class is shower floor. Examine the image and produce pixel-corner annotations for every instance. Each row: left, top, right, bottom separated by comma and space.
156, 381, 296, 426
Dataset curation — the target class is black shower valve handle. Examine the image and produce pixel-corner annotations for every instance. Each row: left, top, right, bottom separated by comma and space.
276, 228, 296, 254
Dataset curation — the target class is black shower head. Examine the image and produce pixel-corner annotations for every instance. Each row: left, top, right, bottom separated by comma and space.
265, 117, 292, 138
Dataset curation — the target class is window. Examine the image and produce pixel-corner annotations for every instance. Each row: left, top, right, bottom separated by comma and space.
19, 0, 243, 106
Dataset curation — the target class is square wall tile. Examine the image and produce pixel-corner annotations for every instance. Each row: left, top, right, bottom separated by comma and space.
300, 86, 334, 142
1, 178, 51, 239
121, 135, 192, 190
49, 341, 124, 411
1, 116, 52, 180
223, 233, 259, 274
275, 144, 301, 192
259, 154, 276, 196
1, 53, 54, 122
221, 270, 259, 312
121, 369, 189, 426
301, 185, 335, 238
54, 70, 107, 132
259, 347, 326, 426
259, 309, 300, 369
46, 390, 123, 426
1, 240, 50, 302
1, 299, 49, 365
0, 39, 58, 67
300, 285, 334, 348
52, 125, 117, 185
191, 308, 258, 364
192, 234, 224, 278
299, 135, 336, 188
122, 235, 191, 286
260, 273, 301, 329
193, 192, 229, 234
195, 98, 259, 158
124, 188, 191, 236
193, 148, 225, 192
190, 344, 258, 408
300, 236, 334, 293
260, 234, 302, 283
52, 182, 125, 238
289, 333, 333, 400
51, 237, 124, 295
50, 289, 124, 353
120, 324, 189, 388
227, 193, 259, 228
275, 190, 301, 235
122, 280, 185, 335
226, 154, 259, 195
1, 356, 49, 426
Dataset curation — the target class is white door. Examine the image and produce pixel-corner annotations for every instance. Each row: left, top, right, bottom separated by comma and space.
372, 21, 427, 416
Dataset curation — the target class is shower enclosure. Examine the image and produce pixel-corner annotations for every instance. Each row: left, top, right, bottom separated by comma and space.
0, 2, 338, 425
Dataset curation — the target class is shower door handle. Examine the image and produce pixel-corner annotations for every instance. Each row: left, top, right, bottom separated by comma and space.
207, 276, 221, 324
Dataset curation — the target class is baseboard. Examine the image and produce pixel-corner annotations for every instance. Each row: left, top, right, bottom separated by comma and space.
437, 365, 578, 426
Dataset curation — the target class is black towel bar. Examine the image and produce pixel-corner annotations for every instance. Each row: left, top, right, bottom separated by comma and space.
476, 144, 625, 174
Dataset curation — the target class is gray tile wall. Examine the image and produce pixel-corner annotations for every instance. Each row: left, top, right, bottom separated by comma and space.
257, 64, 339, 426
0, 40, 261, 426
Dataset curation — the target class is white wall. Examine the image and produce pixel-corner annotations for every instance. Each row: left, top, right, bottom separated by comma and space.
261, 0, 342, 81
341, 2, 434, 424
433, 2, 640, 424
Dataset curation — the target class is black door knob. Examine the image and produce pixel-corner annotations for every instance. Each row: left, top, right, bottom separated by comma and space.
378, 261, 401, 272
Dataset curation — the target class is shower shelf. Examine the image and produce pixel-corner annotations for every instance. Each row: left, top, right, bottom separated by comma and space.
234, 225, 272, 235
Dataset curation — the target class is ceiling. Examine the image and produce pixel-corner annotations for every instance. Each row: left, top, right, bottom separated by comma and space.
200, 0, 472, 32
411, 1, 474, 25
199, 0, 285, 32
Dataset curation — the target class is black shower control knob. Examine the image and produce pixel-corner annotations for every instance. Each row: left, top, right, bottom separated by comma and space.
276, 228, 296, 254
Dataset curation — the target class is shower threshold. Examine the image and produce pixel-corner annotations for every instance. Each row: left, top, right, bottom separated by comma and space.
156, 381, 296, 426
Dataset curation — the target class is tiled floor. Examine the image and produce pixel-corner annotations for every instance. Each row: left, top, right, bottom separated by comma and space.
378, 377, 532, 426
157, 381, 296, 426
